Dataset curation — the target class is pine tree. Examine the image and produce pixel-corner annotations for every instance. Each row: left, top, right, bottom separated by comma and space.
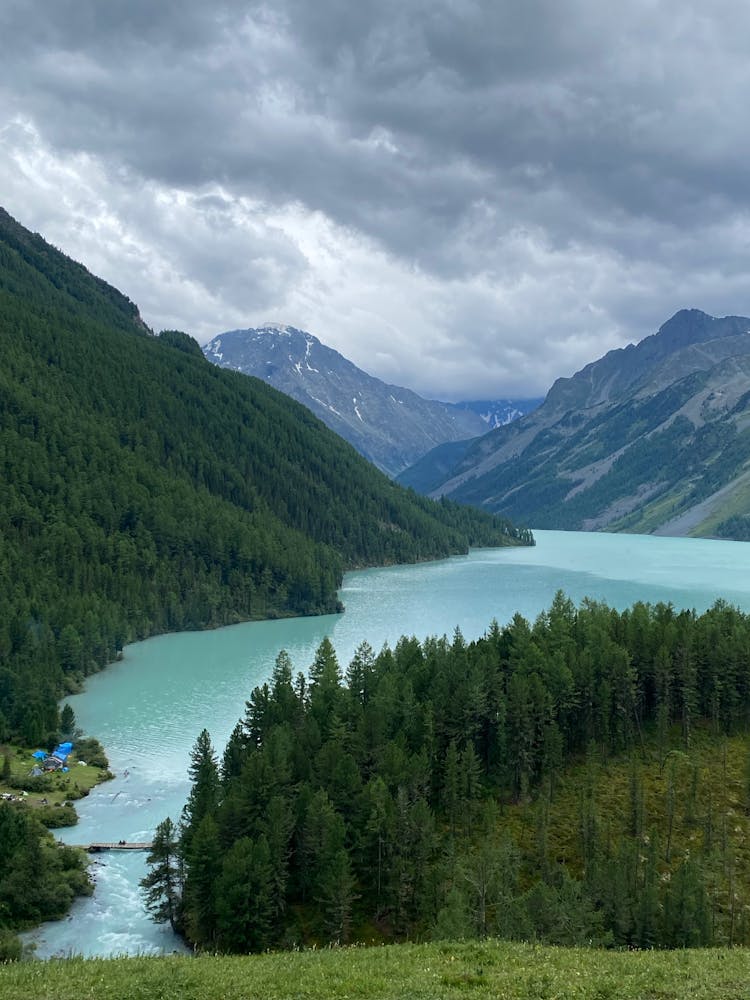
59, 703, 76, 737
664, 761, 676, 863
182, 729, 220, 850
220, 722, 246, 786
654, 645, 672, 769
442, 740, 461, 836
346, 641, 375, 706
317, 847, 358, 944
536, 782, 551, 884
678, 642, 698, 749
215, 835, 275, 952
363, 776, 392, 914
628, 758, 644, 838
663, 857, 712, 947
260, 794, 294, 919
459, 743, 483, 832
309, 638, 343, 739
300, 789, 346, 903
140, 817, 181, 931
432, 885, 472, 940
309, 637, 341, 688
183, 813, 221, 948
269, 649, 300, 727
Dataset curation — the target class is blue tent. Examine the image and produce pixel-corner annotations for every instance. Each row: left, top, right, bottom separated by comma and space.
32, 750, 47, 760
52, 742, 73, 761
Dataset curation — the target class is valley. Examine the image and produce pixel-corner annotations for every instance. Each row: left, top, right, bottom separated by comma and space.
5, 4, 750, 996
3, 206, 750, 997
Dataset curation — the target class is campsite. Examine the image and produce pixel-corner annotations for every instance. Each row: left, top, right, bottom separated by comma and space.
0, 738, 114, 826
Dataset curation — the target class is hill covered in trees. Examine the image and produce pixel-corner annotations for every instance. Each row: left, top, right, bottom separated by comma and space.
0, 205, 531, 749
157, 594, 750, 953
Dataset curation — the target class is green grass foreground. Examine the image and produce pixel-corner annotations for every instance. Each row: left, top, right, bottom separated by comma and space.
2, 941, 749, 999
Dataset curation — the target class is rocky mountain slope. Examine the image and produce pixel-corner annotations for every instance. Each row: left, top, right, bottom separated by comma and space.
203, 326, 536, 476
400, 309, 750, 539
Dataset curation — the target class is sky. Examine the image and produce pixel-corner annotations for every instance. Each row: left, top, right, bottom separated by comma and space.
2, 1, 750, 400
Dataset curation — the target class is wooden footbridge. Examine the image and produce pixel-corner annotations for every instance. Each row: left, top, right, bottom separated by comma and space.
68, 842, 153, 853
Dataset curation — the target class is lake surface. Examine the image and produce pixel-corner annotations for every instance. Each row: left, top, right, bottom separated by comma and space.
27, 529, 750, 957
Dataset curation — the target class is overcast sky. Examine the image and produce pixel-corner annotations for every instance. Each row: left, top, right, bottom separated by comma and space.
2, 1, 749, 399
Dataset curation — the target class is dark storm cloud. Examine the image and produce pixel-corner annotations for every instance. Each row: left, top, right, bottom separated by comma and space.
2, 0, 750, 396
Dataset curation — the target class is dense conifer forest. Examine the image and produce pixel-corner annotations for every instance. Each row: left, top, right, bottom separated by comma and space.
0, 206, 530, 748
0, 806, 91, 960
0, 206, 529, 951
160, 594, 750, 952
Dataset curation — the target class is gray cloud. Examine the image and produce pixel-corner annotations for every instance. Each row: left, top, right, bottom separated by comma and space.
1, 0, 750, 398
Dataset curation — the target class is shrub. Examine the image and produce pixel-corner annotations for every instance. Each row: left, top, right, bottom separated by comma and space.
74, 737, 109, 769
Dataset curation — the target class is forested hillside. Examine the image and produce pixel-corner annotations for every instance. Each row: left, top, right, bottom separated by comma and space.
0, 207, 531, 747
163, 594, 750, 952
0, 804, 91, 960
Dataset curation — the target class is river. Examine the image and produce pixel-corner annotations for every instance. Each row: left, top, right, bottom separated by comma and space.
26, 529, 750, 957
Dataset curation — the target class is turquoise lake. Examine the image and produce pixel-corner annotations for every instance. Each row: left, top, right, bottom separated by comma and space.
27, 529, 750, 957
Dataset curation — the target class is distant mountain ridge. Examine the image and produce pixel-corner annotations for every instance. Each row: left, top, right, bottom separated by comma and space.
400, 309, 750, 540
203, 326, 537, 476
451, 397, 543, 429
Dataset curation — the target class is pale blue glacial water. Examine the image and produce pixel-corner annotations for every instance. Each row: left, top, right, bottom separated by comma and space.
26, 530, 750, 957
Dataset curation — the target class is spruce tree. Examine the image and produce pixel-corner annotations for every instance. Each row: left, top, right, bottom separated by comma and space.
182, 729, 220, 842
317, 847, 357, 944
59, 703, 76, 737
140, 817, 181, 931
215, 835, 275, 952
442, 740, 461, 836
432, 885, 472, 941
362, 776, 392, 913
184, 813, 222, 948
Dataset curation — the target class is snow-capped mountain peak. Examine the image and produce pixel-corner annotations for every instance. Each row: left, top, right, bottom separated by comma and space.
202, 325, 532, 476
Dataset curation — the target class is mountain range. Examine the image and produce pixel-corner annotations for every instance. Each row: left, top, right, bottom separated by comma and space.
399, 309, 750, 540
203, 326, 540, 476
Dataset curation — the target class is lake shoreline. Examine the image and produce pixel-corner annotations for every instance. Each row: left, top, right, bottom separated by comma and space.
25, 530, 750, 958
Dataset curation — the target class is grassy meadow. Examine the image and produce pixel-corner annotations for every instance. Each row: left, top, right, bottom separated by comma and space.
1, 940, 749, 1000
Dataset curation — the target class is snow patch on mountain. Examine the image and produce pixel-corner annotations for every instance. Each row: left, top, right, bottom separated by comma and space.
258, 322, 293, 334
202, 325, 531, 477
